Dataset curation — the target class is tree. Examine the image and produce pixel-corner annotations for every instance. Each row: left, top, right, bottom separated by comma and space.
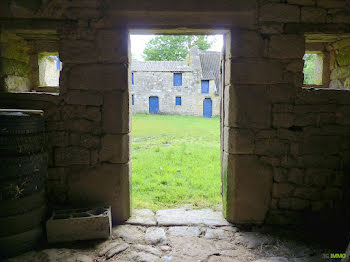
143, 35, 213, 61
303, 53, 318, 84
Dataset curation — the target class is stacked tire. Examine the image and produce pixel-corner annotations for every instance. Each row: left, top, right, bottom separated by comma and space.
0, 110, 47, 258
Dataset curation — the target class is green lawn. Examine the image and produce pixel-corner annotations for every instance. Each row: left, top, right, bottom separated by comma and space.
132, 114, 221, 211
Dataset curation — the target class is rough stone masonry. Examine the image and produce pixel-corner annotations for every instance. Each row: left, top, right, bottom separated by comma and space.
5, 209, 332, 262
0, 0, 349, 233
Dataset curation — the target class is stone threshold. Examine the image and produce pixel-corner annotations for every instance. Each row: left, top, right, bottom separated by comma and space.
125, 208, 231, 227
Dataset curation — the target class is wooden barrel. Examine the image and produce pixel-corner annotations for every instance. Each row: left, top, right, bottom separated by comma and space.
0, 109, 47, 258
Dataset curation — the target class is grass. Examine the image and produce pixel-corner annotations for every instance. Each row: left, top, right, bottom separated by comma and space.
132, 114, 221, 211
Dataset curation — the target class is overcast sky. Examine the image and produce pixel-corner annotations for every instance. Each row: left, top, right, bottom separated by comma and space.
130, 34, 223, 61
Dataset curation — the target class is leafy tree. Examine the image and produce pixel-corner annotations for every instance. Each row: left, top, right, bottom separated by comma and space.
143, 35, 213, 61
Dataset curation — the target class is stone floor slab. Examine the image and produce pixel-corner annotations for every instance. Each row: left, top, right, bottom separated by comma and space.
235, 232, 276, 249
128, 251, 159, 262
204, 228, 235, 240
4, 208, 331, 262
168, 226, 203, 237
253, 257, 290, 262
113, 225, 145, 243
208, 255, 241, 262
133, 244, 162, 256
126, 209, 157, 226
156, 208, 230, 226
167, 236, 217, 260
145, 227, 167, 245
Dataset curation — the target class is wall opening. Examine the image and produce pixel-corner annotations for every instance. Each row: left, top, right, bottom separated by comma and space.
0, 29, 60, 93
129, 32, 224, 211
304, 34, 350, 89
38, 52, 61, 92
303, 52, 323, 86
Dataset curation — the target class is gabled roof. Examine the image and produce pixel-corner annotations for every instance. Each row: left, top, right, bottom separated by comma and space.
199, 50, 221, 92
131, 60, 192, 72
199, 50, 221, 80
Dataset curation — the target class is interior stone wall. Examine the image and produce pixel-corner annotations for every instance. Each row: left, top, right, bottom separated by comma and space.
0, 31, 31, 92
0, 0, 349, 228
222, 0, 350, 226
329, 38, 350, 88
266, 88, 350, 226
55, 25, 131, 224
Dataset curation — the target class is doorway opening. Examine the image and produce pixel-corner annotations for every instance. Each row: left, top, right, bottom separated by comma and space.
129, 32, 225, 211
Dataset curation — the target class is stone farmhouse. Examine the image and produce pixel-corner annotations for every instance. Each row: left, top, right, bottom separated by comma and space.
131, 46, 221, 117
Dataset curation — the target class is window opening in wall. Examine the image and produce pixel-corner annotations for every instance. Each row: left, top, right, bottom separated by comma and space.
38, 52, 61, 91
173, 73, 182, 86
1, 29, 59, 93
303, 52, 323, 86
129, 33, 224, 211
304, 34, 350, 89
201, 80, 209, 94
175, 96, 182, 106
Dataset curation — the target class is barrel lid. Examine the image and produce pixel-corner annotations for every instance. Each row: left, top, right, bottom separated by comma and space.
0, 109, 44, 116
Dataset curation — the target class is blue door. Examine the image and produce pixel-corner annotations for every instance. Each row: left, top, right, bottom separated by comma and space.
203, 98, 212, 118
149, 96, 159, 114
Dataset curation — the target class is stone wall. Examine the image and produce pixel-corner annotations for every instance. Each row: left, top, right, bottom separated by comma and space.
222, 0, 350, 226
0, 31, 31, 92
131, 71, 220, 116
266, 88, 350, 226
0, 0, 349, 228
53, 25, 131, 224
0, 26, 131, 224
329, 38, 350, 88
305, 37, 350, 89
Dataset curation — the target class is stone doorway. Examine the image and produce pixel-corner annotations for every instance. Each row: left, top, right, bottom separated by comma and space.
128, 32, 227, 214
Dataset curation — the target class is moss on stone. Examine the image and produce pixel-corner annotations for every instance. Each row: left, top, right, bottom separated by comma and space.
5, 75, 30, 92
344, 78, 350, 89
0, 58, 30, 77
336, 47, 350, 66
1, 45, 30, 63
330, 66, 350, 80
329, 79, 343, 89
333, 38, 350, 50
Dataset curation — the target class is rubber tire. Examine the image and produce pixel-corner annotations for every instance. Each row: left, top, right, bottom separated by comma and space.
0, 227, 43, 258
0, 134, 44, 156
0, 113, 44, 135
0, 190, 46, 217
0, 153, 47, 180
0, 171, 46, 201
0, 205, 46, 237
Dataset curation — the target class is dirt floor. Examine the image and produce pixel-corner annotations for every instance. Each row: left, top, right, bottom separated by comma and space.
5, 208, 341, 262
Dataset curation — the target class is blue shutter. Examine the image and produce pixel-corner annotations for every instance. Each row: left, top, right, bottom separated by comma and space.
132, 94, 134, 105
175, 96, 181, 106
56, 56, 61, 70
201, 80, 209, 94
132, 72, 134, 85
174, 73, 182, 86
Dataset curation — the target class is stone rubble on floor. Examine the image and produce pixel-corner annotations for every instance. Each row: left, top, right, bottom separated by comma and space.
5, 209, 330, 262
